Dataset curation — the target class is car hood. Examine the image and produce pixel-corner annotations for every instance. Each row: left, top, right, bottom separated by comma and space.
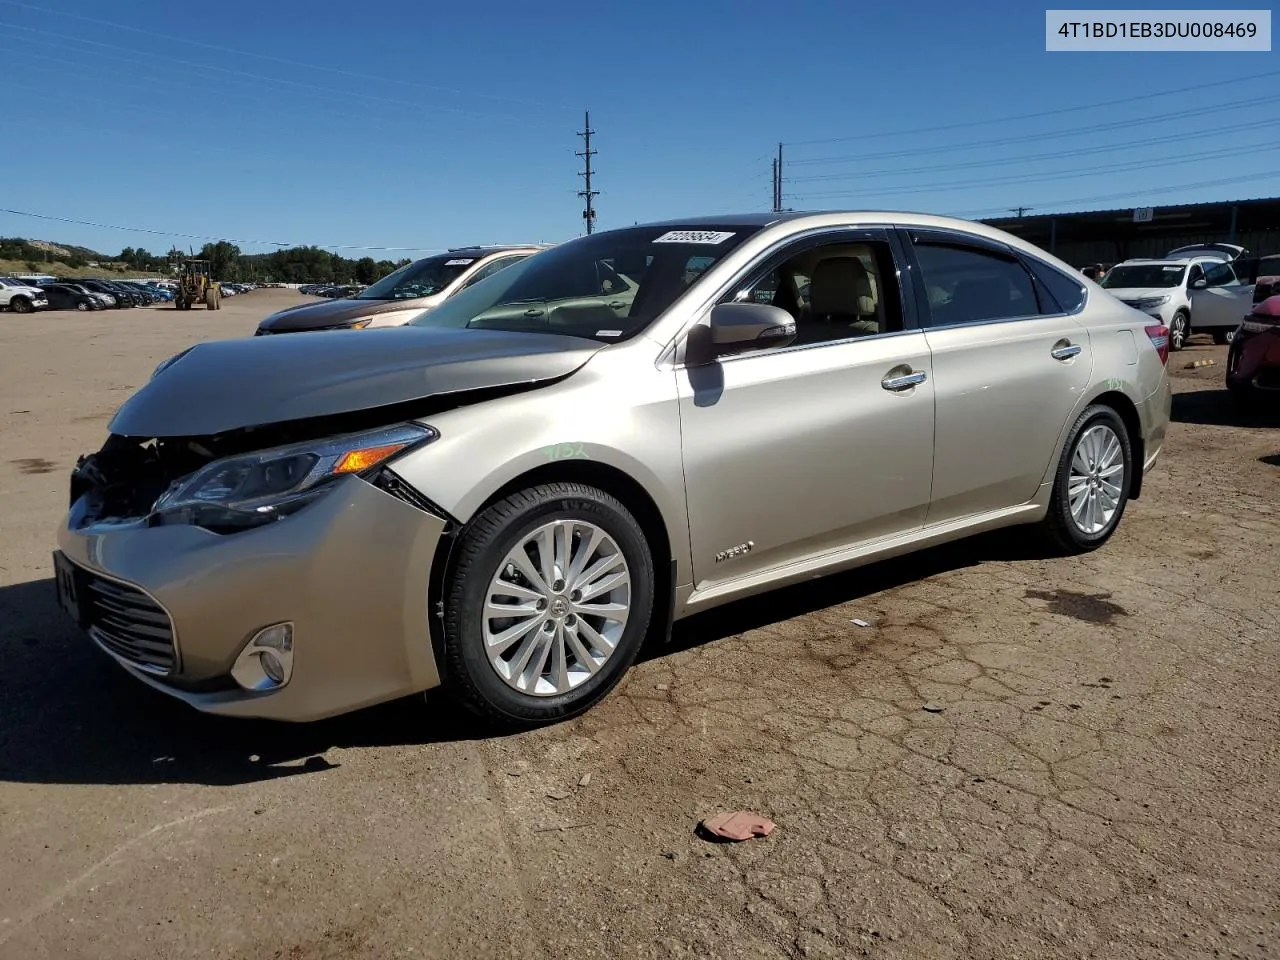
1103, 287, 1178, 300
110, 326, 605, 437
257, 295, 440, 332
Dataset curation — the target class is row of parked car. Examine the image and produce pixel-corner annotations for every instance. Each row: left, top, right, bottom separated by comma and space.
0, 276, 264, 313
0, 276, 171, 312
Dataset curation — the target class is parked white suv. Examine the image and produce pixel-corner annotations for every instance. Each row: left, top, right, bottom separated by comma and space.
0, 277, 49, 314
1100, 257, 1254, 350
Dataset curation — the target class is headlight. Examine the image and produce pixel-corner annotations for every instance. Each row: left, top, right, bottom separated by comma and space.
337, 317, 374, 329
152, 347, 194, 379
151, 422, 436, 531
1135, 295, 1170, 309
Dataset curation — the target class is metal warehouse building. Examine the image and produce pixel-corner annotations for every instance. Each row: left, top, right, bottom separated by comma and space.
981, 196, 1280, 267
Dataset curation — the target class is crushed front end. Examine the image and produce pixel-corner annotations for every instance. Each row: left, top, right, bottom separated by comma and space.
55, 422, 452, 721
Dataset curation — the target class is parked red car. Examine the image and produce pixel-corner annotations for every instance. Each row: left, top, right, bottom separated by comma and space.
1252, 255, 1280, 304
1226, 294, 1280, 404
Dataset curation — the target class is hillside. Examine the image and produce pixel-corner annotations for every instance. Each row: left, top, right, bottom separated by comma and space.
0, 236, 163, 279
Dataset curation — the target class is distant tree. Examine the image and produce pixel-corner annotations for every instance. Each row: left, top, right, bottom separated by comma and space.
198, 240, 242, 281
353, 257, 379, 284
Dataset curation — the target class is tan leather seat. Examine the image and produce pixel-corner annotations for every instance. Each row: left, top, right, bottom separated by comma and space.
802, 257, 879, 342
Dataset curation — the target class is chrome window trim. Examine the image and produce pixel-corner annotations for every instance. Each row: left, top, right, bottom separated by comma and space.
705, 326, 926, 369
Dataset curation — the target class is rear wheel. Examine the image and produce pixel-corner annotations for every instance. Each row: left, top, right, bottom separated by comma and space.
1168, 311, 1189, 351
1038, 405, 1133, 554
442, 483, 655, 727
10, 296, 32, 314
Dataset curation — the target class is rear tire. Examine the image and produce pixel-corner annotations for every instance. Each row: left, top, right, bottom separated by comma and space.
441, 483, 655, 728
1168, 311, 1189, 351
1038, 404, 1133, 554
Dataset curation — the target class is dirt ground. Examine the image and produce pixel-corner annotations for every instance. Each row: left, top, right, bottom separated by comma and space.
1, 289, 1278, 960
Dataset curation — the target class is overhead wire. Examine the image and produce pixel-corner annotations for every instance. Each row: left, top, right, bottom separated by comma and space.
790, 140, 1280, 201
783, 67, 1280, 146
784, 117, 1280, 184
0, 0, 560, 109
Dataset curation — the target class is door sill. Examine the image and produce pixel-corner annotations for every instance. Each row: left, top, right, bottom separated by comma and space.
682, 502, 1044, 614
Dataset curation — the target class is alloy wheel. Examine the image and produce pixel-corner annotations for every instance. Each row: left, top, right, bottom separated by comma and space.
1067, 424, 1126, 535
1169, 314, 1187, 350
483, 519, 631, 697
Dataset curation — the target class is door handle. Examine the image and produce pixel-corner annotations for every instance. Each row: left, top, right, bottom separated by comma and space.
523, 308, 544, 318
881, 370, 927, 391
607, 301, 626, 310
1051, 341, 1082, 361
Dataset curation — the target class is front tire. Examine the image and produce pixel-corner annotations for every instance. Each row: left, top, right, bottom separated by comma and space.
1039, 405, 1133, 554
1168, 311, 1189, 351
442, 483, 655, 727
76, 300, 89, 311
1212, 328, 1234, 345
10, 296, 32, 314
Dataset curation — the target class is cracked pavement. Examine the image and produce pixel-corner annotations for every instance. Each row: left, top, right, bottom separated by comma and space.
1, 292, 1277, 959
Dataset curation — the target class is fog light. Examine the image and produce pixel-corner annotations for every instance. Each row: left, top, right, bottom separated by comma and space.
231, 622, 295, 692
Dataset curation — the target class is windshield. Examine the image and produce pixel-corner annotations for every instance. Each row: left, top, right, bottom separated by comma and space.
407, 225, 760, 341
1101, 264, 1186, 289
356, 254, 476, 300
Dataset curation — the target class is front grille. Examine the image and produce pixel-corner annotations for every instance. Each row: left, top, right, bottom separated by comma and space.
82, 574, 177, 675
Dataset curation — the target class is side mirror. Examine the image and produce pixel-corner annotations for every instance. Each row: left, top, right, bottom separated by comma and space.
1191, 278, 1208, 289
707, 302, 797, 355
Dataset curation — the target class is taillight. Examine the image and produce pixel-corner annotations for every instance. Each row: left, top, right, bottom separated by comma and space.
1145, 323, 1170, 365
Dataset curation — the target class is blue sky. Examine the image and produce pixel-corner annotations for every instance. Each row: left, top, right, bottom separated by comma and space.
0, 0, 1276, 257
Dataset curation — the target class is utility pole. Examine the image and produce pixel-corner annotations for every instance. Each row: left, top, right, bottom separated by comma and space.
773, 142, 783, 213
1009, 206, 1032, 218
576, 110, 598, 235
771, 157, 779, 212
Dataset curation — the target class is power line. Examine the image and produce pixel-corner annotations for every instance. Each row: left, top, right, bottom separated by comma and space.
782, 117, 1280, 184
0, 0, 560, 109
0, 207, 448, 253
784, 67, 1280, 147
0, 21, 544, 127
790, 139, 1280, 202
577, 111, 598, 235
945, 171, 1280, 219
785, 95, 1274, 168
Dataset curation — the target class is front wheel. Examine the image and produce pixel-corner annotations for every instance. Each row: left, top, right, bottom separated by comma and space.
10, 296, 32, 314
76, 300, 90, 311
1038, 405, 1133, 554
1212, 328, 1235, 345
1168, 311, 1189, 351
441, 483, 655, 727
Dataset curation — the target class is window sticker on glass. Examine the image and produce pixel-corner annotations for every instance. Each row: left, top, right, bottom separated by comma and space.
595, 329, 623, 337
1163, 266, 1182, 272
445, 259, 475, 266
652, 230, 736, 244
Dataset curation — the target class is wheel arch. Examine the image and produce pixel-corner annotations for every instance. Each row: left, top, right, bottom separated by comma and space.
423, 459, 678, 682
1042, 385, 1147, 501
1084, 389, 1146, 500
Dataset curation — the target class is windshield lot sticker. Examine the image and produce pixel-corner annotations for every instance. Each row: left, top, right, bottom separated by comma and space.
653, 230, 735, 245
445, 259, 474, 266
596, 329, 623, 337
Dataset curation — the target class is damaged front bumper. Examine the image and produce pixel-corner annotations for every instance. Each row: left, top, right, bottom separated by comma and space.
54, 472, 448, 721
